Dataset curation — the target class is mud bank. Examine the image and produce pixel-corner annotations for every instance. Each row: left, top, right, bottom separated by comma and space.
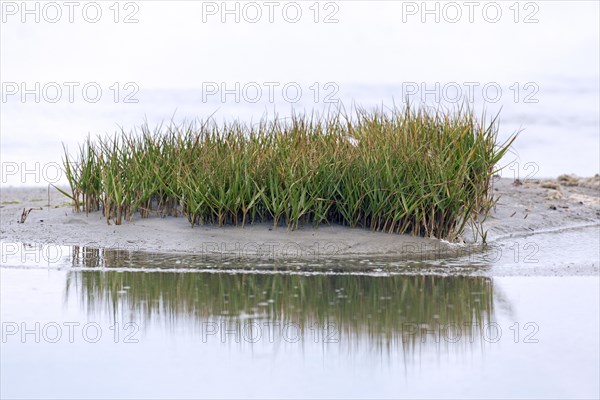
1, 176, 598, 259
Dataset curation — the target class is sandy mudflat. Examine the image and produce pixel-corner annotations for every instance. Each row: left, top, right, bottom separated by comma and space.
1, 176, 598, 259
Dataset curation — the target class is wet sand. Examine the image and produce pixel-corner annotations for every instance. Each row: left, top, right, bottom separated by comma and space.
1, 175, 598, 259
469, 174, 599, 241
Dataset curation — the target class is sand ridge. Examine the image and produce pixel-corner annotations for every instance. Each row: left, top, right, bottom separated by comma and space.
1, 176, 598, 259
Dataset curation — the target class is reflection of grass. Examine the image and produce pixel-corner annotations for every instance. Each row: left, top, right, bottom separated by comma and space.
66, 266, 495, 351
62, 105, 514, 240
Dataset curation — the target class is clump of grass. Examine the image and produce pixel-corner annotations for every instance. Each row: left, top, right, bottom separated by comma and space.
62, 104, 515, 241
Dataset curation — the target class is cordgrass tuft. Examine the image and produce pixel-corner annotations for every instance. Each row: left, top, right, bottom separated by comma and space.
62, 104, 515, 241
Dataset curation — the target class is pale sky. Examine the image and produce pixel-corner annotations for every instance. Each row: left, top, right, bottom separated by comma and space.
2, 1, 598, 88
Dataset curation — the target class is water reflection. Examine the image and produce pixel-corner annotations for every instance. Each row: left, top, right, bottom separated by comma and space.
65, 247, 497, 358
67, 245, 490, 275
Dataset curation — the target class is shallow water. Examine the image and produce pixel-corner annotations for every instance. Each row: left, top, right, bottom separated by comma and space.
1, 227, 599, 399
2, 225, 598, 276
